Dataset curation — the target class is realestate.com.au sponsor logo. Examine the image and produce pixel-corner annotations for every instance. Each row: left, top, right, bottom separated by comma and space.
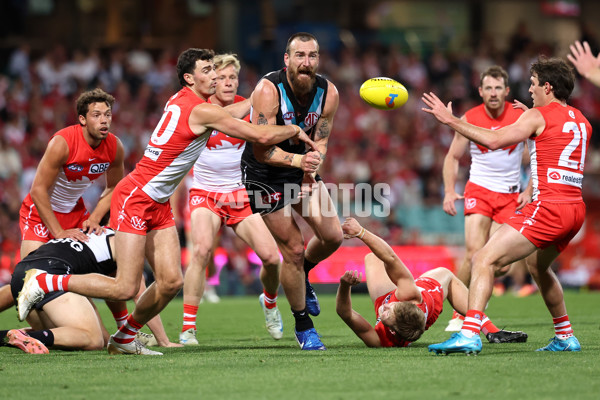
207, 180, 391, 219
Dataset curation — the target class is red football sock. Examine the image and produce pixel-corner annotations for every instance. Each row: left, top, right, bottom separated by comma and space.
111, 309, 129, 328
262, 290, 278, 309
182, 304, 199, 332
112, 315, 143, 344
480, 314, 500, 335
553, 315, 574, 339
452, 310, 465, 320
460, 309, 484, 338
36, 273, 70, 293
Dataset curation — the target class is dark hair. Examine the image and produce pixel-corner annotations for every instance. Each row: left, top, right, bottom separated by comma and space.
76, 88, 115, 118
530, 56, 575, 102
176, 48, 215, 87
285, 32, 319, 54
480, 65, 509, 87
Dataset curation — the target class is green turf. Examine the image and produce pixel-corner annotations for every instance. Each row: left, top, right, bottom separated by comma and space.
1, 290, 599, 400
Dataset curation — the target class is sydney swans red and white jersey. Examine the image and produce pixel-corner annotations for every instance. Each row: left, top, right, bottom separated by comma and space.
465, 103, 524, 193
44, 124, 118, 213
193, 95, 247, 192
529, 102, 591, 202
129, 87, 209, 203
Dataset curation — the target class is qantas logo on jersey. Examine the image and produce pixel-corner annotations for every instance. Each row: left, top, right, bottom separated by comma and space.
89, 163, 110, 174
144, 146, 163, 162
547, 168, 583, 188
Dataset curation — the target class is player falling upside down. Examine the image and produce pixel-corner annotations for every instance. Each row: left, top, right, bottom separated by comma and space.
179, 53, 283, 345
16, 48, 314, 355
423, 56, 590, 354
336, 218, 526, 348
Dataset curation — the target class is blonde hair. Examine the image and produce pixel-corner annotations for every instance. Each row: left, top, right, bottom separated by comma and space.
389, 302, 426, 342
214, 53, 241, 74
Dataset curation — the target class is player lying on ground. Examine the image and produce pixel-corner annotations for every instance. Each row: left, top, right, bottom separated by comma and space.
3, 228, 179, 354
336, 217, 527, 348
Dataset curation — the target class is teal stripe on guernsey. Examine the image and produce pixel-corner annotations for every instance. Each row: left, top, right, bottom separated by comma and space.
277, 82, 295, 125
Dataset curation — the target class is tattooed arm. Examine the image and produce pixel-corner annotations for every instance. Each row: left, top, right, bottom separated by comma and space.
310, 81, 339, 165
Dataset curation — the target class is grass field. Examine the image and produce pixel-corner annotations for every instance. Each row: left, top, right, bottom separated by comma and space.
1, 290, 599, 400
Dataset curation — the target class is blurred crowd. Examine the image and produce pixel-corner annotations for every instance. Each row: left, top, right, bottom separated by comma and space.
1, 26, 600, 287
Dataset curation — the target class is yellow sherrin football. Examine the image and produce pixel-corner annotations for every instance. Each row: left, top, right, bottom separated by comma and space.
359, 77, 408, 110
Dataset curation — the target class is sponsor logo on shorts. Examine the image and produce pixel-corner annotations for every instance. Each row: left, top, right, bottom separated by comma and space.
34, 223, 49, 238
547, 168, 583, 188
465, 198, 477, 209
523, 218, 536, 226
190, 196, 205, 206
261, 192, 282, 204
130, 216, 147, 231
67, 163, 84, 172
144, 146, 163, 162
89, 162, 110, 174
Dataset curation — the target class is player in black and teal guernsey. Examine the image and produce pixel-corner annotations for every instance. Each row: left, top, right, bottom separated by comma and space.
241, 32, 343, 350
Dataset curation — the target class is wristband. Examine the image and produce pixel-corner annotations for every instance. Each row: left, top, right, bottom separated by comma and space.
356, 227, 366, 239
291, 154, 303, 168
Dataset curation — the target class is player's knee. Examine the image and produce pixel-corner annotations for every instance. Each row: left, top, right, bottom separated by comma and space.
115, 282, 140, 301
260, 251, 281, 270
85, 336, 105, 351
191, 243, 212, 264
81, 331, 104, 351
158, 275, 184, 297
284, 244, 305, 266
472, 251, 501, 274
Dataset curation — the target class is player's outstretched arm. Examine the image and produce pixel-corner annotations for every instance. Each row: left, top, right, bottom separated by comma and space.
422, 92, 543, 150
30, 135, 89, 242
223, 97, 251, 119
192, 102, 314, 148
336, 270, 381, 347
568, 40, 600, 88
342, 218, 419, 299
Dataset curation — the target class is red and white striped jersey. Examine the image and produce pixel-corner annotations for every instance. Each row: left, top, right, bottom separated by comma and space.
465, 103, 524, 193
529, 102, 591, 202
192, 95, 247, 192
129, 87, 210, 203
23, 124, 118, 213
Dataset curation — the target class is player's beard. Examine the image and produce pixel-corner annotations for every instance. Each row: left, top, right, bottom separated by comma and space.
289, 67, 316, 96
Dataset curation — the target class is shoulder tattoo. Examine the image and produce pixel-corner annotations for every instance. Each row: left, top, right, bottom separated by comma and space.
257, 112, 268, 126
